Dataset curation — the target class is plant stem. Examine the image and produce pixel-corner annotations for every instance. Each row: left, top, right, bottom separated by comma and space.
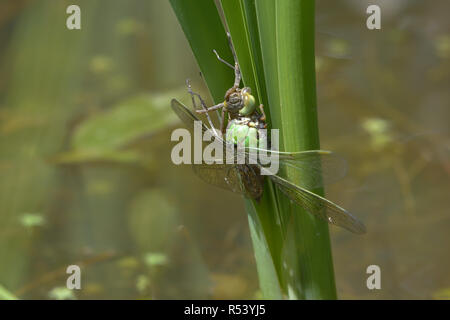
275, 0, 337, 299
170, 0, 283, 298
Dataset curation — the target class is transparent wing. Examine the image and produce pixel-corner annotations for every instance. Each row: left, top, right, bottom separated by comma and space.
268, 173, 366, 234
171, 100, 348, 189
171, 99, 209, 132
242, 149, 348, 189
171, 99, 263, 196
192, 163, 246, 194
171, 98, 233, 152
192, 163, 263, 199
277, 150, 348, 189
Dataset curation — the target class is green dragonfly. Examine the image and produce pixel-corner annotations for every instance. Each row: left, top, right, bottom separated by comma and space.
170, 33, 366, 234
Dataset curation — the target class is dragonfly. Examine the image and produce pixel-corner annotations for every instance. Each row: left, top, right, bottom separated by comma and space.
171, 33, 366, 234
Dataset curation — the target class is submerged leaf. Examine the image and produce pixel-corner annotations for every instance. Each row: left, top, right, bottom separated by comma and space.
143, 252, 169, 267
53, 90, 187, 164
19, 213, 45, 228
48, 287, 76, 300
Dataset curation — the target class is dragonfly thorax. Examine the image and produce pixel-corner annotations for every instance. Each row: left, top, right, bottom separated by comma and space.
225, 117, 267, 149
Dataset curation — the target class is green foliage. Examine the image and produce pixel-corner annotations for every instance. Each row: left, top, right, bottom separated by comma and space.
19, 213, 46, 228
0, 284, 18, 300
170, 0, 337, 299
168, 0, 234, 103
275, 1, 336, 299
144, 252, 169, 267
48, 287, 76, 300
219, 0, 284, 299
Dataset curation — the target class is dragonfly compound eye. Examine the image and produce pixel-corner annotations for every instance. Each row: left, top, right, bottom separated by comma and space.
239, 92, 256, 116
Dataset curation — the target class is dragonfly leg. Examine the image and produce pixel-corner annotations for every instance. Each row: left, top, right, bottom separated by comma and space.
195, 102, 225, 114
226, 32, 238, 67
258, 104, 267, 126
220, 107, 227, 135
213, 32, 241, 90
213, 49, 234, 69
233, 62, 241, 89
186, 79, 199, 109
212, 49, 241, 90
186, 79, 217, 132
225, 32, 242, 89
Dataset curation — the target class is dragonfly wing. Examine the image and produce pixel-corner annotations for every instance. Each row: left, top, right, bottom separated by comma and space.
171, 99, 209, 132
171, 99, 260, 196
171, 98, 233, 155
193, 163, 263, 199
277, 150, 348, 189
242, 147, 334, 161
268, 173, 366, 234
191, 163, 246, 196
245, 149, 347, 189
238, 165, 264, 200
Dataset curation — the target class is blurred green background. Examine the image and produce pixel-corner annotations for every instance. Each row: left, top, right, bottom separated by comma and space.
0, 0, 448, 299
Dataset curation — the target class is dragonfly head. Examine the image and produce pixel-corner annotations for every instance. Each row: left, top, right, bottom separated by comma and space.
224, 87, 256, 116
